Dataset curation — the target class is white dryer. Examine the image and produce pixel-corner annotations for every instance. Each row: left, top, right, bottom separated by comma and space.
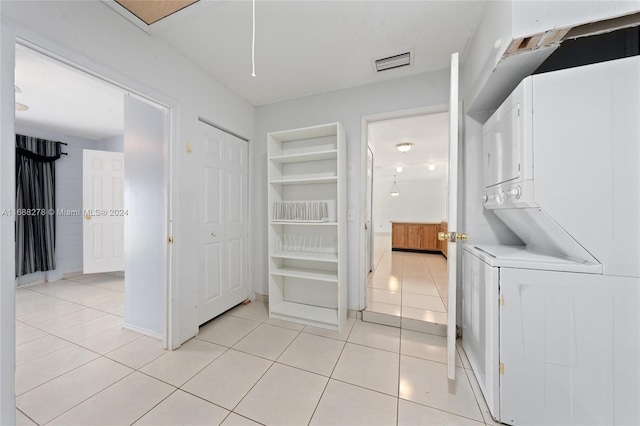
466, 55, 640, 425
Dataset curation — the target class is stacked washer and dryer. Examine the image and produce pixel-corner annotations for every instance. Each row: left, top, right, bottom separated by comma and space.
462, 56, 639, 425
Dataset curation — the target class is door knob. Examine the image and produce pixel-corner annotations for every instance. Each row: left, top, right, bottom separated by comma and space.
211, 232, 216, 237
438, 232, 469, 242
84, 214, 91, 220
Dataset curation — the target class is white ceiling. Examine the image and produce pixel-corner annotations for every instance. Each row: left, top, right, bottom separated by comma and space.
154, 1, 488, 105
13, 1, 488, 139
14, 44, 124, 141
369, 112, 449, 180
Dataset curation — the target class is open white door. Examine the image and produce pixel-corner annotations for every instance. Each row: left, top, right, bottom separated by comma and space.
83, 149, 125, 274
197, 121, 248, 325
444, 52, 465, 380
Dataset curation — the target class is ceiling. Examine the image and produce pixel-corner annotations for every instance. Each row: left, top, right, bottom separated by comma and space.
13, 1, 488, 140
15, 44, 124, 140
369, 112, 449, 180
144, 0, 488, 105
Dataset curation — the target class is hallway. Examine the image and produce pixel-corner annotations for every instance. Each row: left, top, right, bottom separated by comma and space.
365, 233, 448, 333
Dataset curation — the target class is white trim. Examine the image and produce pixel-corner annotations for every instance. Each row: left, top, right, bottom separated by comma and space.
5, 20, 177, 350
359, 104, 449, 310
0, 24, 16, 426
122, 323, 163, 340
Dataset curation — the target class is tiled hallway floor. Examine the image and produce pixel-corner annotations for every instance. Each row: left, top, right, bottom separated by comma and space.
365, 233, 449, 331
15, 276, 497, 425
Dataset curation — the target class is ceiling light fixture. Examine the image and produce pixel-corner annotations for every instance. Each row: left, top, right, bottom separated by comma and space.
390, 175, 400, 197
396, 166, 403, 173
428, 164, 436, 171
396, 142, 414, 153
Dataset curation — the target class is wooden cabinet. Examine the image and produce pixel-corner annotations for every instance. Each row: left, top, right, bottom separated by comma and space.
420, 224, 438, 250
392, 223, 408, 248
438, 221, 448, 258
407, 224, 422, 249
391, 222, 440, 252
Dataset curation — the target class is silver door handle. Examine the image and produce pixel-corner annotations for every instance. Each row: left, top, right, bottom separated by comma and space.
211, 232, 216, 237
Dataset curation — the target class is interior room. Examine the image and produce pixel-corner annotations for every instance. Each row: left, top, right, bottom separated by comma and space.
364, 112, 451, 331
1, 1, 639, 426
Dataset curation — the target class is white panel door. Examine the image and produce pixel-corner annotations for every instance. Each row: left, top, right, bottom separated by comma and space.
83, 149, 125, 274
198, 121, 248, 325
446, 52, 461, 380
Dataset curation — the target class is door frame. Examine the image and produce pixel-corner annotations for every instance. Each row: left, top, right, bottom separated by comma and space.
359, 104, 449, 310
5, 27, 177, 351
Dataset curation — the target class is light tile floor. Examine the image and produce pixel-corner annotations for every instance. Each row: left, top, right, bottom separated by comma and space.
366, 233, 449, 326
14, 276, 496, 425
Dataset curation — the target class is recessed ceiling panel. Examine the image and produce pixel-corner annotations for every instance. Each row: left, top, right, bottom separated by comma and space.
116, 0, 199, 25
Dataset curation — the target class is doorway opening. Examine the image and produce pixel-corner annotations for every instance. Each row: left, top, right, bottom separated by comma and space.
12, 41, 172, 402
360, 107, 450, 333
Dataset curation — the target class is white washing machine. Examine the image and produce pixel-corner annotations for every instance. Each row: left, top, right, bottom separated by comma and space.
462, 245, 619, 425
466, 56, 640, 425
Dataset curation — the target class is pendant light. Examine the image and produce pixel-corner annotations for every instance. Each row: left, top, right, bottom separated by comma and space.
390, 175, 399, 197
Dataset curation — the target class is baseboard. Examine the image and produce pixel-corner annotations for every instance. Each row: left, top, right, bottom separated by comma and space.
122, 322, 163, 340
255, 293, 268, 303
62, 271, 84, 278
348, 309, 361, 320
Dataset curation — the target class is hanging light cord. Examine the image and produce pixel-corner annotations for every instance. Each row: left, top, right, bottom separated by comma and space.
251, 0, 256, 77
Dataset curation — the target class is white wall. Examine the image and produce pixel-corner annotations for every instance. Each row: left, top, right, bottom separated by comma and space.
373, 174, 446, 233
256, 69, 450, 309
0, 20, 15, 426
101, 134, 124, 153
1, 0, 256, 349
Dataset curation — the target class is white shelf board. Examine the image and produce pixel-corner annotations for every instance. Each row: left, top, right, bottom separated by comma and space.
270, 150, 337, 164
269, 177, 337, 186
270, 221, 337, 226
270, 301, 338, 329
271, 252, 338, 263
268, 123, 339, 142
271, 266, 338, 282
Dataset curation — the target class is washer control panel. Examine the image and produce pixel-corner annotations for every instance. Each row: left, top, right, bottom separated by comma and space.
483, 181, 535, 209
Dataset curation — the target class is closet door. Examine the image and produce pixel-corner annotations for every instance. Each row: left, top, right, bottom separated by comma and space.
197, 121, 248, 325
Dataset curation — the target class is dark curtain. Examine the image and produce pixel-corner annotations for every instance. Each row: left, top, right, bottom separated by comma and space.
15, 134, 63, 277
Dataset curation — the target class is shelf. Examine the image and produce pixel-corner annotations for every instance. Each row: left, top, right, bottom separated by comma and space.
271, 252, 338, 263
270, 301, 338, 329
267, 122, 345, 332
270, 150, 338, 164
271, 221, 337, 226
271, 267, 338, 282
269, 177, 337, 186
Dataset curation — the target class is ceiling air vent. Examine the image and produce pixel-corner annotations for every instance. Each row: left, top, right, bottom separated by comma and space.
374, 51, 412, 72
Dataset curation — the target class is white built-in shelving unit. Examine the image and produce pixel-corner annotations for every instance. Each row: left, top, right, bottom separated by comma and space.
267, 122, 346, 331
